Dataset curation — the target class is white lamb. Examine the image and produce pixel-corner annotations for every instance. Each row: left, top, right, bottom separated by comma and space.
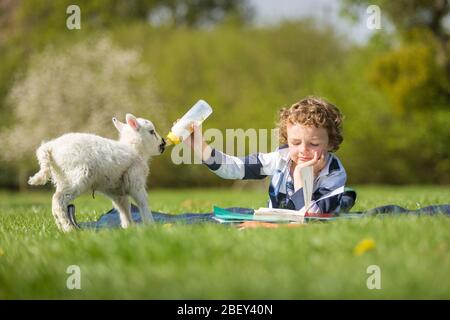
28, 113, 166, 232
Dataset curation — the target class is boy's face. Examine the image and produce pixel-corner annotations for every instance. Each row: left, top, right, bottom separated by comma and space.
286, 123, 329, 164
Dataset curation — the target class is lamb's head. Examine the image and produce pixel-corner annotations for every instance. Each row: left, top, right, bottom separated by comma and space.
112, 114, 166, 159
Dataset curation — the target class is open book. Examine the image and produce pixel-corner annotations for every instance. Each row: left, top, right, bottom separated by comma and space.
212, 165, 345, 224
254, 186, 346, 220
254, 166, 347, 222
254, 166, 314, 223
213, 206, 302, 223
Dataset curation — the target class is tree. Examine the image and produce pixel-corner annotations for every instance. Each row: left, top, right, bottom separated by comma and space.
342, 0, 449, 113
0, 36, 160, 190
0, 0, 254, 126
0, 0, 253, 42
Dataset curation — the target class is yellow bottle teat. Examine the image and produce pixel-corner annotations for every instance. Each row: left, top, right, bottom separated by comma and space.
166, 131, 181, 145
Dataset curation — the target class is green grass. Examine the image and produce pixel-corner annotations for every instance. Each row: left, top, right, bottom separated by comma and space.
0, 186, 449, 299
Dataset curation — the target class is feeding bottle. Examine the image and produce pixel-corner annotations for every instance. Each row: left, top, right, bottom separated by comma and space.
166, 100, 213, 145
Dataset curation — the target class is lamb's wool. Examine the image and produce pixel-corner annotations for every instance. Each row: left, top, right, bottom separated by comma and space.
28, 114, 165, 232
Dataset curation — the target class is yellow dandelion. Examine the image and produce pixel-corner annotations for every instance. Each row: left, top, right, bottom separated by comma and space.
353, 239, 376, 256
0, 248, 4, 257
163, 223, 173, 228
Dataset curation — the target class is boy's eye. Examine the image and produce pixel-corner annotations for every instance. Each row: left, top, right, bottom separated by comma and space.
310, 143, 319, 147
149, 129, 155, 135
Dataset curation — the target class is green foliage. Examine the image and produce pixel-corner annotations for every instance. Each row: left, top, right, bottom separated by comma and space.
0, 36, 160, 167
342, 0, 449, 33
367, 31, 450, 114
368, 43, 432, 114
109, 21, 347, 187
0, 1, 448, 187
342, 0, 450, 115
310, 43, 450, 184
1, 0, 252, 42
0, 0, 252, 121
336, 0, 450, 184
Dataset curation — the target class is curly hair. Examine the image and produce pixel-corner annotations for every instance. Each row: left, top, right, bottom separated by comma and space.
277, 96, 344, 152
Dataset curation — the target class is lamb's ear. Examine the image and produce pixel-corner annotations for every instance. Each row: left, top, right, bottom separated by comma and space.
112, 117, 125, 132
126, 113, 140, 131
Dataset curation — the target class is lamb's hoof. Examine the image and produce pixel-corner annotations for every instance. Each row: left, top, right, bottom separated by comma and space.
141, 213, 155, 224
67, 204, 81, 230
120, 222, 132, 229
60, 223, 76, 233
142, 218, 155, 225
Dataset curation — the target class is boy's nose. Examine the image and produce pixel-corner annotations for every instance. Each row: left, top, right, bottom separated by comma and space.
299, 144, 308, 154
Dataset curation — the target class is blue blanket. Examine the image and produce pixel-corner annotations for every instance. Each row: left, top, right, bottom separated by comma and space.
74, 204, 450, 230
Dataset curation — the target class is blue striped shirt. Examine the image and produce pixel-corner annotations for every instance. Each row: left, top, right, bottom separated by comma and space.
203, 144, 355, 214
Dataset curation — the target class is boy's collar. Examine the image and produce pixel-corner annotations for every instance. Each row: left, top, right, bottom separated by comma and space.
279, 148, 290, 161
277, 144, 290, 161
317, 153, 334, 178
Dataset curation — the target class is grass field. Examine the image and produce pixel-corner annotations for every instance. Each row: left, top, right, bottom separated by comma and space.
0, 186, 449, 299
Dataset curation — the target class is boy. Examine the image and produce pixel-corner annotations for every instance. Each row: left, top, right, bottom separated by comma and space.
187, 96, 356, 214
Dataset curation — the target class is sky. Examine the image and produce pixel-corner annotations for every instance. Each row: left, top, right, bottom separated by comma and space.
248, 0, 377, 43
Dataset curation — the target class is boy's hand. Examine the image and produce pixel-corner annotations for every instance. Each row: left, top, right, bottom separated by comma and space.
189, 122, 203, 148
172, 118, 202, 148
293, 151, 327, 191
294, 151, 326, 177
172, 119, 211, 161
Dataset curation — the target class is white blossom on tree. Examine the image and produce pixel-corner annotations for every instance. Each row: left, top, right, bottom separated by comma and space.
1, 36, 162, 166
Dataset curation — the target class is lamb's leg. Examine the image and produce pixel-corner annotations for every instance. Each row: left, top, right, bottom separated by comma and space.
28, 144, 52, 186
51, 205, 64, 231
130, 189, 154, 224
52, 190, 77, 233
112, 196, 133, 228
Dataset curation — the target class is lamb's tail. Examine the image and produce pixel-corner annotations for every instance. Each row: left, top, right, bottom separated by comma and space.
28, 143, 53, 186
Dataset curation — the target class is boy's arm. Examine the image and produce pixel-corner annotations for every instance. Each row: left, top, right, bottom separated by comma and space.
289, 167, 350, 213
292, 152, 326, 191
203, 147, 277, 180
190, 123, 277, 180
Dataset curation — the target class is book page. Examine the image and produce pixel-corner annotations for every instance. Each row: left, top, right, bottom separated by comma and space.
300, 165, 314, 213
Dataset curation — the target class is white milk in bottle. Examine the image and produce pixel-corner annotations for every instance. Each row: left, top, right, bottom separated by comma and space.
166, 100, 213, 145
